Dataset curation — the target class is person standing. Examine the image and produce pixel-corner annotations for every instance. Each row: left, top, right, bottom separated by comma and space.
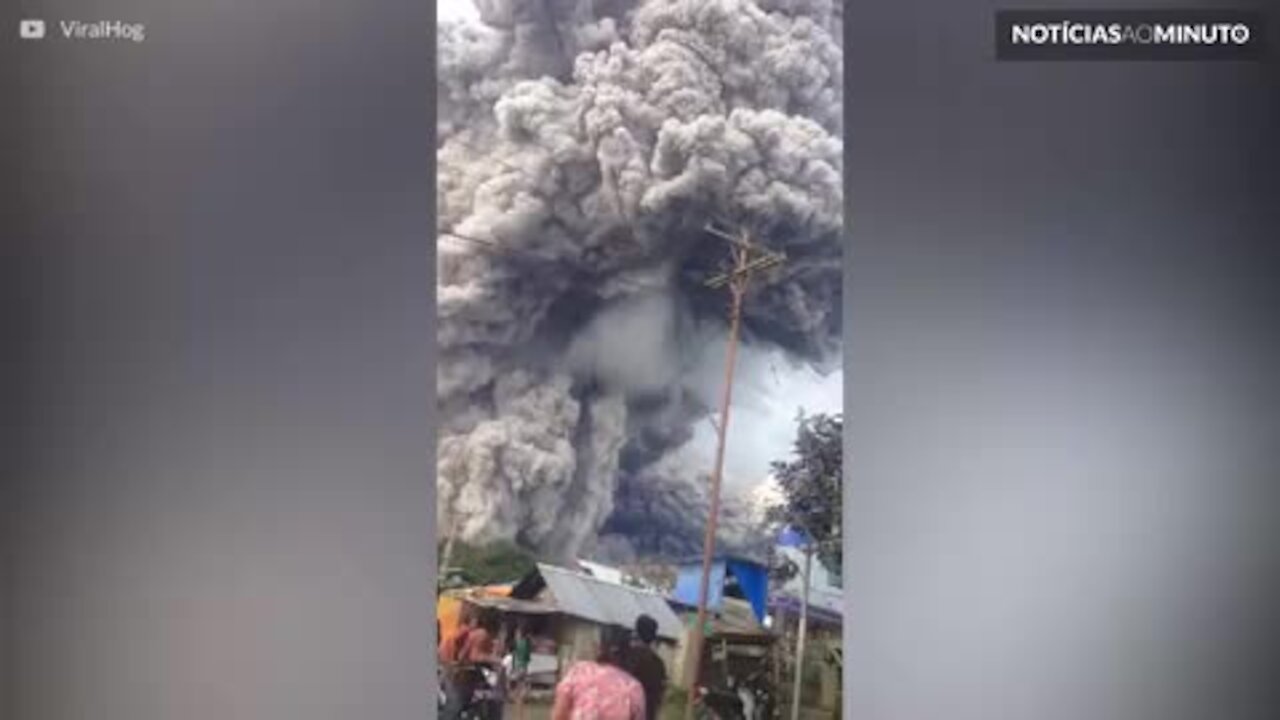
439, 608, 476, 720
552, 626, 646, 720
621, 615, 668, 720
510, 622, 533, 719
460, 609, 500, 664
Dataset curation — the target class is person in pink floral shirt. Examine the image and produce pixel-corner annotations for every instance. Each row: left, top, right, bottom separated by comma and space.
552, 627, 647, 720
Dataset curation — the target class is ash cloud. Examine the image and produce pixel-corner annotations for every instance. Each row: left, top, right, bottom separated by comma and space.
437, 0, 842, 561
599, 444, 778, 564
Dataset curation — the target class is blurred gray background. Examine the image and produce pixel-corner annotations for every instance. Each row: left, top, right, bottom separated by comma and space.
7, 1, 437, 718
846, 2, 1280, 719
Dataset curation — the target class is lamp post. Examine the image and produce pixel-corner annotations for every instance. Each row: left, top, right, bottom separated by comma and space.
784, 531, 838, 720
790, 541, 814, 720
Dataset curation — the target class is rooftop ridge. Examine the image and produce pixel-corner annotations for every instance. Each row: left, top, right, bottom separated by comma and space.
536, 562, 671, 599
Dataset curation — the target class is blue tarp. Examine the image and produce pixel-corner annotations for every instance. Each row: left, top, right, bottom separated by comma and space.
726, 559, 768, 623
673, 560, 726, 610
673, 558, 770, 624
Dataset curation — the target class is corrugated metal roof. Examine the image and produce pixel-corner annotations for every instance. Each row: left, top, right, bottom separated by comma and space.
768, 595, 843, 626
575, 559, 624, 585
536, 563, 683, 641
464, 595, 559, 615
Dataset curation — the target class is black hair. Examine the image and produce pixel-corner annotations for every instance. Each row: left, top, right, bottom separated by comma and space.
598, 625, 632, 666
635, 614, 658, 644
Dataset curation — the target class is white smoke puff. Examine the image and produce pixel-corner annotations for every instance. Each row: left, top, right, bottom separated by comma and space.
567, 292, 681, 394
688, 337, 796, 417
745, 476, 785, 521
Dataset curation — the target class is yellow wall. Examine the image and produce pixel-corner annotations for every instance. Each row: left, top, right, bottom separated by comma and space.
436, 595, 463, 640
436, 585, 512, 640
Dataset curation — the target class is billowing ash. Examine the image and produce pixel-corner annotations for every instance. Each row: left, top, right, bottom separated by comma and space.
437, 0, 842, 562
596, 446, 778, 564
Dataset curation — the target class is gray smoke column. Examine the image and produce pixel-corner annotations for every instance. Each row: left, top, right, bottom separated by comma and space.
437, 0, 843, 561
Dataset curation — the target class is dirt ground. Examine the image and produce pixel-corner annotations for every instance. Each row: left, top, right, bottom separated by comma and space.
503, 700, 551, 720
505, 695, 837, 719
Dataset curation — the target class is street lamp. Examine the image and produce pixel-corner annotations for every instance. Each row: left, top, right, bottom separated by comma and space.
781, 528, 840, 720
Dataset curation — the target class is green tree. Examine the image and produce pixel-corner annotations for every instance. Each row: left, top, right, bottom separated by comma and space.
440, 539, 537, 587
767, 412, 842, 577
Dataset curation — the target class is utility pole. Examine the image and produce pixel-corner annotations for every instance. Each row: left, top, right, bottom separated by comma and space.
684, 224, 785, 720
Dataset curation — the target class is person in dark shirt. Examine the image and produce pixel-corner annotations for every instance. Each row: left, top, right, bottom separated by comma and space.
622, 614, 668, 720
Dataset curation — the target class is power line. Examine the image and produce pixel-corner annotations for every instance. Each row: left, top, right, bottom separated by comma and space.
438, 231, 554, 262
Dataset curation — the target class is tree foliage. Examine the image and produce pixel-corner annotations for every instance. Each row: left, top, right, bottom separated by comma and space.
439, 539, 537, 587
767, 412, 842, 577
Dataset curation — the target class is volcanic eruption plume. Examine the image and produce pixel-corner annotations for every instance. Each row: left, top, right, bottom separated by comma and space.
437, 0, 843, 562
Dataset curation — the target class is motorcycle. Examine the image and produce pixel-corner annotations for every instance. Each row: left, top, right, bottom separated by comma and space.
694, 685, 744, 720
694, 667, 774, 720
733, 667, 774, 720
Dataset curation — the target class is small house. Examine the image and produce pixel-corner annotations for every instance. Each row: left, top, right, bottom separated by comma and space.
669, 555, 776, 687
508, 563, 685, 684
